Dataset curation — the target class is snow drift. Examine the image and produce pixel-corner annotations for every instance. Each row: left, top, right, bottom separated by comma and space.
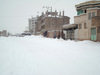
0, 36, 100, 75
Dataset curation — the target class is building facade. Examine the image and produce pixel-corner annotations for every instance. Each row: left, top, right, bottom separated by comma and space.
63, 24, 78, 40
0, 30, 8, 37
75, 1, 100, 41
36, 10, 70, 38
63, 1, 100, 41
29, 17, 37, 35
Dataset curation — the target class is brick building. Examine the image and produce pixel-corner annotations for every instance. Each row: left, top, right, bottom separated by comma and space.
36, 10, 70, 38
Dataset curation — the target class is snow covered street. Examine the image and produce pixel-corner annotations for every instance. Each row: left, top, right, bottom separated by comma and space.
0, 36, 100, 75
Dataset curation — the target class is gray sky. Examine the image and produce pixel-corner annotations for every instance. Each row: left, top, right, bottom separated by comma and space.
0, 0, 89, 34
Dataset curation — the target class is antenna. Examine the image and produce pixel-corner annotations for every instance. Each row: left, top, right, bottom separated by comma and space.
43, 6, 52, 12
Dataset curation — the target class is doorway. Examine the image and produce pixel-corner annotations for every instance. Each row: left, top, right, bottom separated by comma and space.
91, 28, 96, 41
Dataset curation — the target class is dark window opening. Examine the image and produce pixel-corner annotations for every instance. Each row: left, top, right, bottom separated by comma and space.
98, 27, 100, 33
84, 23, 87, 29
84, 10, 87, 13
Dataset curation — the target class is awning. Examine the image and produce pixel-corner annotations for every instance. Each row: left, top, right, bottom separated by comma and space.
63, 24, 78, 30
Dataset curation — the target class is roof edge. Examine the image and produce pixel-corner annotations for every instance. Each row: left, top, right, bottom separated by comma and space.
75, 1, 100, 8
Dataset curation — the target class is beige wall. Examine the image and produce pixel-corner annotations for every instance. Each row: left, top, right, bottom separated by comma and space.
74, 1, 100, 41
47, 31, 61, 38
78, 29, 89, 40
74, 14, 90, 40
87, 9, 100, 41
97, 10, 100, 16
74, 14, 87, 23
86, 9, 98, 39
97, 33, 100, 41
74, 9, 100, 41
97, 27, 100, 41
92, 16, 100, 26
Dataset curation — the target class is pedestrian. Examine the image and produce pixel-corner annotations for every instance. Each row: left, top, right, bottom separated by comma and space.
57, 31, 60, 39
53, 31, 56, 38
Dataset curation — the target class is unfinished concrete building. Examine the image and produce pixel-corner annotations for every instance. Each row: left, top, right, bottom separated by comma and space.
36, 10, 70, 38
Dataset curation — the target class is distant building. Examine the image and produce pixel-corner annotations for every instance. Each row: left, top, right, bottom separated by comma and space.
29, 17, 37, 35
0, 30, 8, 37
63, 0, 100, 41
36, 10, 70, 38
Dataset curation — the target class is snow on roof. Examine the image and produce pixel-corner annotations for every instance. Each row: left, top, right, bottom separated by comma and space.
63, 24, 77, 29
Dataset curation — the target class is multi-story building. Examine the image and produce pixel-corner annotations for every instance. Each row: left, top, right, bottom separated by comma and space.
29, 17, 37, 35
75, 0, 100, 41
36, 10, 70, 38
63, 0, 100, 41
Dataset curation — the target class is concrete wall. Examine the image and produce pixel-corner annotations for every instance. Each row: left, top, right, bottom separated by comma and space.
97, 9, 100, 16
74, 14, 89, 40
47, 31, 61, 38
44, 17, 69, 31
74, 14, 87, 23
86, 9, 98, 40
35, 10, 70, 37
74, 1, 100, 41
74, 9, 100, 41
74, 29, 78, 40
92, 16, 100, 26
88, 9, 100, 41
97, 27, 100, 41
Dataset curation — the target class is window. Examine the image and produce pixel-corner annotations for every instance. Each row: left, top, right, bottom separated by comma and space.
78, 24, 82, 29
84, 23, 87, 29
88, 13, 92, 20
77, 10, 84, 15
35, 22, 37, 24
84, 10, 87, 13
98, 27, 100, 33
92, 12, 95, 17
41, 20, 44, 23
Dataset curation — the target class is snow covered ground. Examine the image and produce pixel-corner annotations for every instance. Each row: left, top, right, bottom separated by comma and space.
0, 35, 100, 75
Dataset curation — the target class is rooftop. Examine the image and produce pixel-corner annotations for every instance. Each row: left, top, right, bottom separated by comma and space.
75, 1, 100, 8
63, 24, 78, 30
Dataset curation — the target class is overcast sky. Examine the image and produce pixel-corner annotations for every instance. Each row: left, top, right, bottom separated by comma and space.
0, 0, 90, 34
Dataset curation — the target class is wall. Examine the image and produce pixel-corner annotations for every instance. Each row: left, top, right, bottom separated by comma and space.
92, 16, 100, 26
74, 14, 89, 40
97, 27, 100, 41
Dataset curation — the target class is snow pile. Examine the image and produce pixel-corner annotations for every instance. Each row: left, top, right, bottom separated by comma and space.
0, 36, 100, 75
